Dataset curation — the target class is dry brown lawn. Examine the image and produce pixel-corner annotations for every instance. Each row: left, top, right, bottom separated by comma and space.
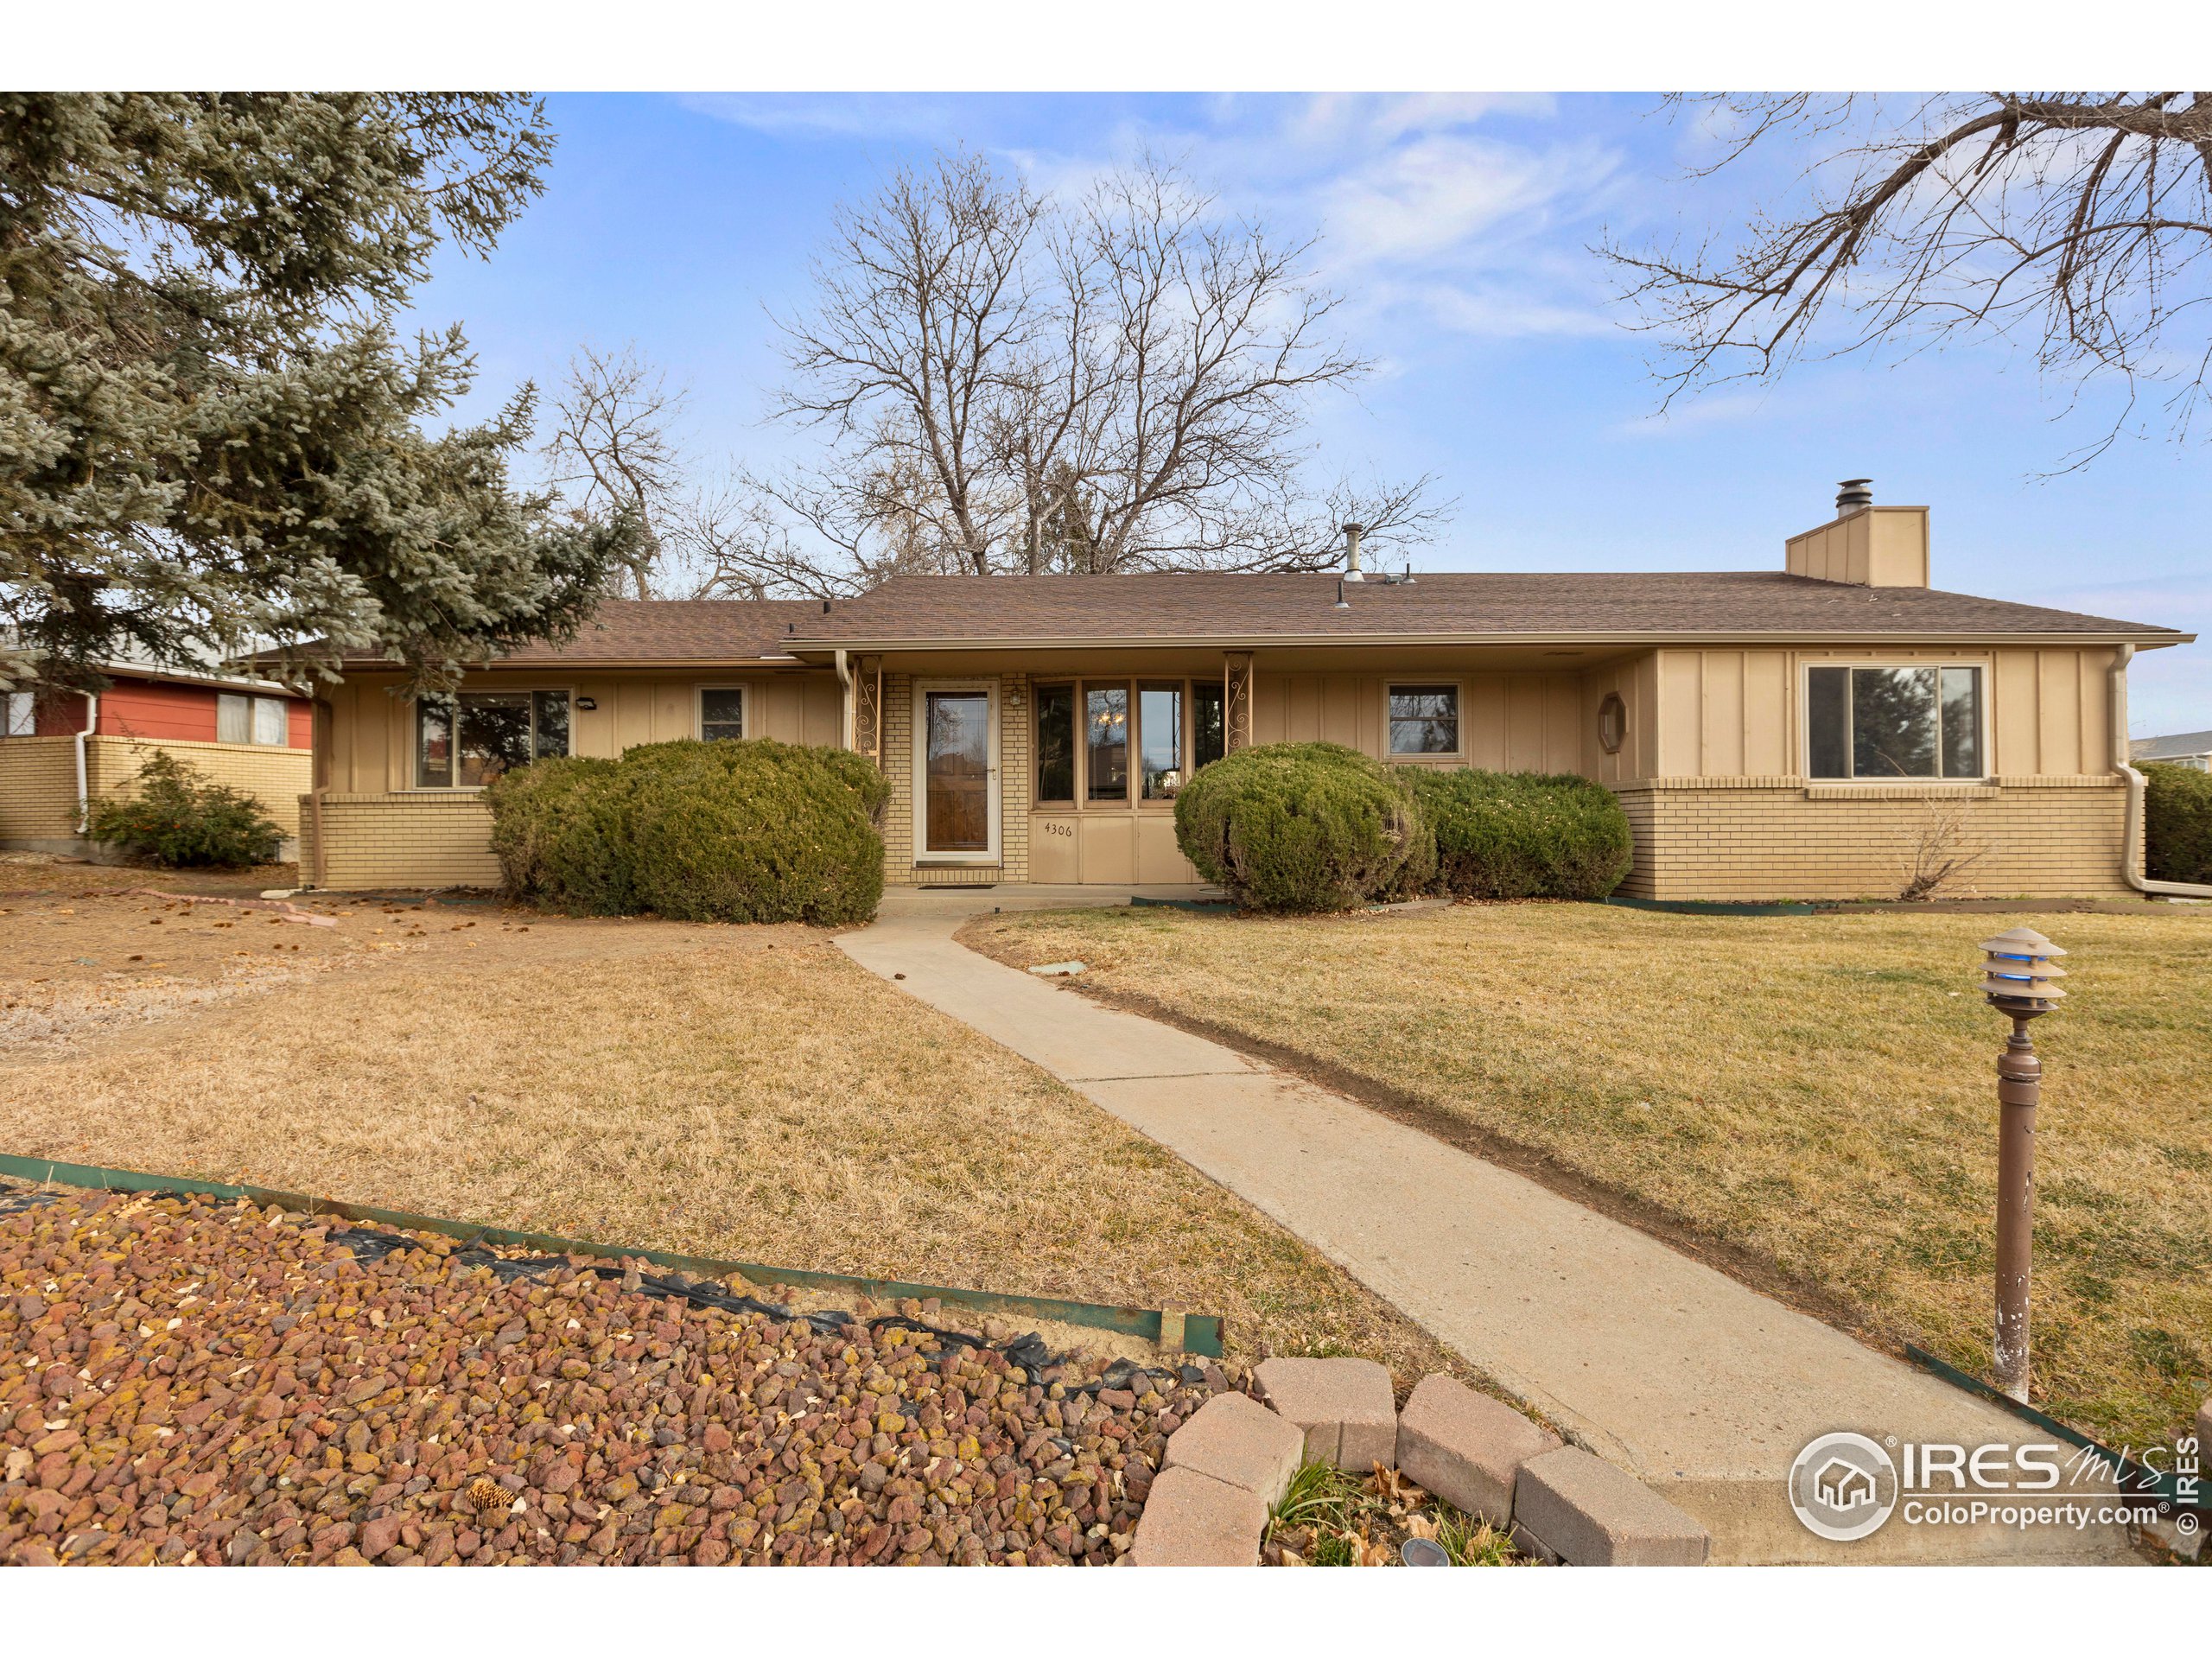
969, 900, 2212, 1449
0, 891, 1467, 1387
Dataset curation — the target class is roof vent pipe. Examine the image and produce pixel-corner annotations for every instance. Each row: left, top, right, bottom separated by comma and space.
1342, 522, 1365, 582
1836, 478, 1874, 513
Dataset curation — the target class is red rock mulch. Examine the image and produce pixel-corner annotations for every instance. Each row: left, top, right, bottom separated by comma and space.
0, 1185, 1222, 1565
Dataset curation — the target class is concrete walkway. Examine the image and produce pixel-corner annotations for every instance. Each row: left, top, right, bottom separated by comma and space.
839, 888, 2141, 1564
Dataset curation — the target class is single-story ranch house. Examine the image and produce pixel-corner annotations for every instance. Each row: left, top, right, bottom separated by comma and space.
298, 486, 2195, 902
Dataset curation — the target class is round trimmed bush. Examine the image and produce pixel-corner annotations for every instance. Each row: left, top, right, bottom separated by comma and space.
1173, 741, 1432, 912
2143, 761, 2212, 885
486, 738, 891, 925
1397, 766, 1633, 900
486, 754, 635, 914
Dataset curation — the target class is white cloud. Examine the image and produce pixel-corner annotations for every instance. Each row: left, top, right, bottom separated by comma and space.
676, 92, 956, 141
1003, 94, 1625, 346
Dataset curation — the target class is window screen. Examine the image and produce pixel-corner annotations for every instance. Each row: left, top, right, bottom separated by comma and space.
4, 692, 33, 737
1035, 683, 1075, 803
217, 693, 251, 746
1389, 685, 1459, 755
701, 689, 745, 741
1192, 681, 1226, 771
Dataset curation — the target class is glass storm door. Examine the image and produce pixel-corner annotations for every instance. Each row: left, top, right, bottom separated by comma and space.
924, 690, 993, 855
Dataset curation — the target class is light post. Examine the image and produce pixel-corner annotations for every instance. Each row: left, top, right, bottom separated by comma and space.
1978, 926, 2067, 1403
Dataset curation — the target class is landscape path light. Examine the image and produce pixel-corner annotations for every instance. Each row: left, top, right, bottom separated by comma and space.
1978, 925, 2066, 1403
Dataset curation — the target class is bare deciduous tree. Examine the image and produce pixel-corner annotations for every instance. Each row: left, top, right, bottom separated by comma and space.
1604, 93, 2212, 467
762, 149, 1447, 582
545, 345, 687, 598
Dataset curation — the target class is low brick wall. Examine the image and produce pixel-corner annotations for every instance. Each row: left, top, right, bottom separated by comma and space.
0, 736, 82, 842
89, 737, 311, 836
302, 791, 501, 891
1612, 776, 2132, 902
1, 734, 311, 847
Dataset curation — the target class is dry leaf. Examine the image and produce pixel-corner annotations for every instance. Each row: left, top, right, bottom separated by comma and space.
1403, 1513, 1440, 1541
1354, 1534, 1394, 1567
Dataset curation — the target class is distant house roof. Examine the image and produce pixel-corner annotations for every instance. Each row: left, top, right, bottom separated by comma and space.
2133, 729, 2212, 761
779, 571, 2189, 651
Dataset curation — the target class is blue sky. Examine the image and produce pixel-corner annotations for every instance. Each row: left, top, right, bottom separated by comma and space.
410, 92, 2209, 734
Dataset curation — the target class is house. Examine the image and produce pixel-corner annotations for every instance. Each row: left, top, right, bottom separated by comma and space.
1813, 1457, 1879, 1513
2132, 730, 2212, 772
1, 655, 314, 859
296, 484, 2195, 901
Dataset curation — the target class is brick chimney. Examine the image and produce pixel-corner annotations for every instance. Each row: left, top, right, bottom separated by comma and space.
1785, 479, 1929, 587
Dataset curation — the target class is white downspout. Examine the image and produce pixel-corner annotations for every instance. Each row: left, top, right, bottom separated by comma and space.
2110, 644, 2212, 899
73, 690, 99, 835
834, 648, 854, 750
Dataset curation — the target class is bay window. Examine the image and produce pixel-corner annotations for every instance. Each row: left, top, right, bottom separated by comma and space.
1035, 676, 1227, 806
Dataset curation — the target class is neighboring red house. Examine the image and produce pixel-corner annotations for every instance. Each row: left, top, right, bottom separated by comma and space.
1, 662, 313, 857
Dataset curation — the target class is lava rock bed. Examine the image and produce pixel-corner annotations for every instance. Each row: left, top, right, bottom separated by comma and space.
0, 1185, 1226, 1565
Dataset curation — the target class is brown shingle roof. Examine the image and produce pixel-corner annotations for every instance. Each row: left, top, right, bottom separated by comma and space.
334, 599, 829, 668
782, 572, 2187, 646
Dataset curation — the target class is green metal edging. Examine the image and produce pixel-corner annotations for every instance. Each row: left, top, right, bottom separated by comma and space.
1904, 1344, 2200, 1510
1602, 895, 1817, 918
0, 1152, 1222, 1359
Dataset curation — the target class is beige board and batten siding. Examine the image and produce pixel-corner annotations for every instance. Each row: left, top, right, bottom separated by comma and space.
1610, 644, 2131, 900
307, 668, 840, 889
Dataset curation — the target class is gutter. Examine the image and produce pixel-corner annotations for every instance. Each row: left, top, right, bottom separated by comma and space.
779, 628, 2195, 657
833, 647, 853, 750
73, 691, 99, 835
2110, 644, 2212, 899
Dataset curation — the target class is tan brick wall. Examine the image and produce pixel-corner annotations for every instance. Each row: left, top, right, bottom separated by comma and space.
0, 737, 85, 841
1611, 777, 2132, 902
88, 737, 311, 836
301, 791, 501, 890
2, 734, 311, 844
880, 672, 1031, 887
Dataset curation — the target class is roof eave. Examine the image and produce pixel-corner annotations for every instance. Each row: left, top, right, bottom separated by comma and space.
780, 628, 2194, 655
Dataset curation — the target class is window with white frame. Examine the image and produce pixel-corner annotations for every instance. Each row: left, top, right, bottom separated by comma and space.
699, 688, 746, 741
218, 692, 292, 747
4, 691, 33, 737
416, 690, 570, 786
1388, 684, 1461, 756
1807, 665, 1984, 780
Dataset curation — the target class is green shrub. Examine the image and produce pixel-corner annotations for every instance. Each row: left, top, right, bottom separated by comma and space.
2143, 761, 2212, 885
1397, 766, 1633, 900
486, 755, 635, 914
1173, 741, 1432, 912
486, 737, 891, 926
84, 748, 285, 868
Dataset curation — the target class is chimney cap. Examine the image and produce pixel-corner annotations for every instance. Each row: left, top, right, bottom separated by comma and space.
1836, 478, 1874, 512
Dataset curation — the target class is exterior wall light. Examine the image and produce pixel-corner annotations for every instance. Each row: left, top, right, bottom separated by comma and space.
1978, 925, 2066, 1402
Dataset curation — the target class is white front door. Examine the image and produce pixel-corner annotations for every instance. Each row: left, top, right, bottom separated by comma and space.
912, 681, 1000, 863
